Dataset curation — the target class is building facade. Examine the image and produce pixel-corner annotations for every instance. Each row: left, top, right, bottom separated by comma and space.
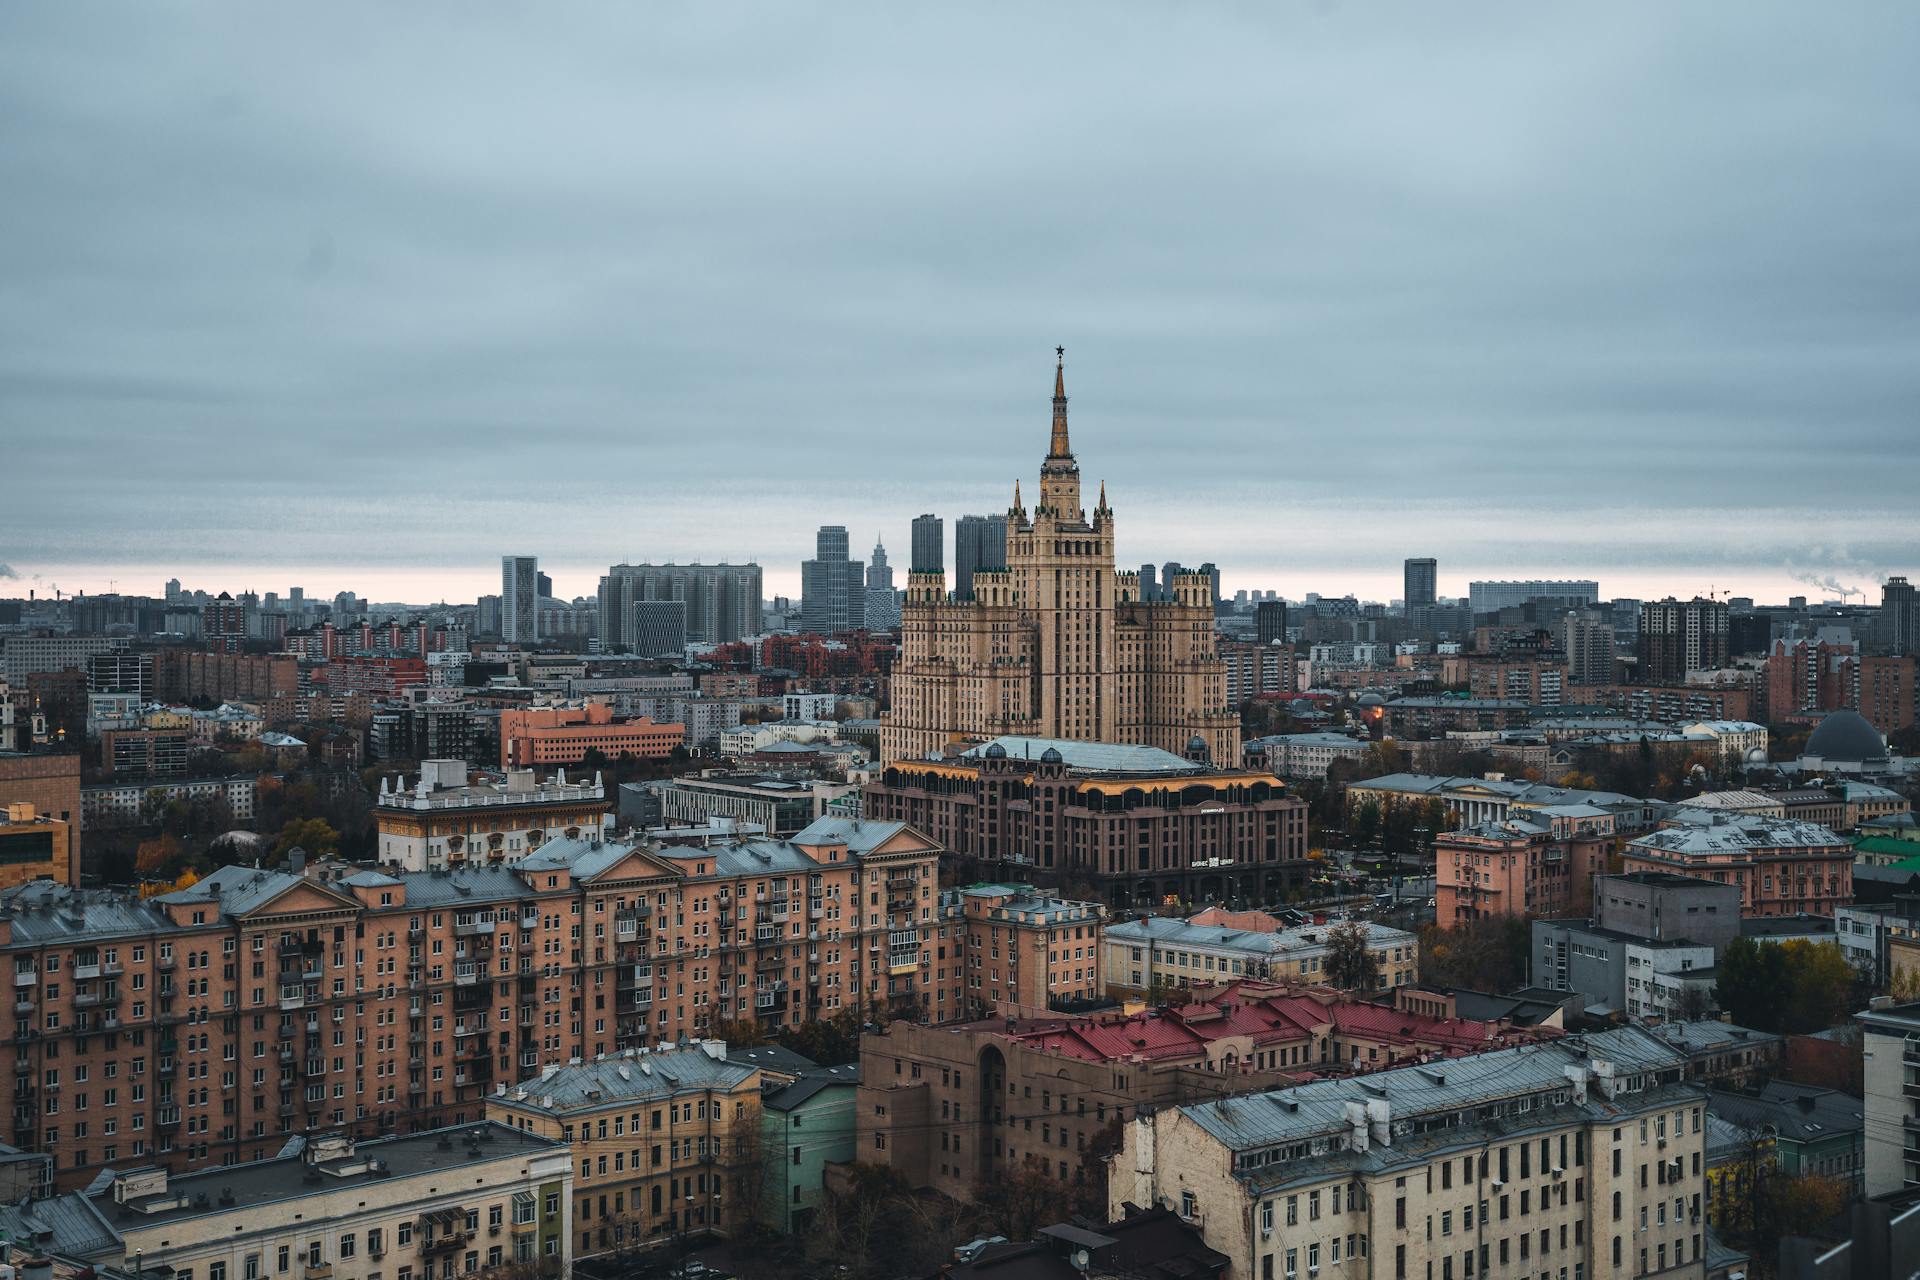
800, 526, 863, 636
487, 1044, 762, 1258
863, 736, 1310, 908
597, 563, 762, 649
1856, 1000, 1920, 1198
1434, 807, 1616, 926
1112, 1026, 1710, 1280
502, 556, 539, 645
880, 358, 1239, 766
1621, 809, 1853, 917
1104, 915, 1418, 995
373, 760, 612, 870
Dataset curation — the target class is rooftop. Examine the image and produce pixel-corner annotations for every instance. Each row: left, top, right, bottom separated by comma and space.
959, 736, 1200, 774
90, 1122, 561, 1231
491, 1044, 758, 1115
763, 1063, 860, 1113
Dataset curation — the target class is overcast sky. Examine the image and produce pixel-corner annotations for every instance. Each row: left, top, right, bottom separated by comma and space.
2, 3, 1916, 607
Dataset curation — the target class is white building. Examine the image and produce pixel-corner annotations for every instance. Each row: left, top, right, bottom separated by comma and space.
1245, 731, 1371, 779
27, 1124, 573, 1280
783, 692, 838, 720
1678, 720, 1769, 765
373, 760, 610, 871
1857, 1000, 1920, 1198
1104, 914, 1419, 995
83, 775, 259, 826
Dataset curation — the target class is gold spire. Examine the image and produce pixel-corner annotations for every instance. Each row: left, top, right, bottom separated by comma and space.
1048, 346, 1071, 459
1013, 479, 1023, 510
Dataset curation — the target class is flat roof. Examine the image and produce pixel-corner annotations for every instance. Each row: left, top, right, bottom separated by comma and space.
92, 1122, 561, 1230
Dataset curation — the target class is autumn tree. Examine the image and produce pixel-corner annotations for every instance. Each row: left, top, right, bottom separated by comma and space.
135, 834, 183, 877
271, 817, 338, 863
976, 1154, 1071, 1243
1417, 916, 1532, 992
1323, 920, 1382, 991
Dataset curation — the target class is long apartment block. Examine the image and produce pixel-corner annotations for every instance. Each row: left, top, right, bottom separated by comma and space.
1, 815, 941, 1190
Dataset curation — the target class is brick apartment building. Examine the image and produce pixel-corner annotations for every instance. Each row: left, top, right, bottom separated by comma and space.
862, 736, 1310, 908
1622, 808, 1853, 916
1435, 804, 1617, 926
498, 703, 684, 768
0, 814, 942, 1192
155, 649, 299, 704
857, 980, 1557, 1204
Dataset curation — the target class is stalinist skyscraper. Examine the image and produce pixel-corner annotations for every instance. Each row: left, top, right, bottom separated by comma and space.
880, 352, 1239, 765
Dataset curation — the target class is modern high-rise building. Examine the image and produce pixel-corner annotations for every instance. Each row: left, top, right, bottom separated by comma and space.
596, 563, 762, 647
800, 526, 864, 634
1198, 561, 1221, 608
881, 354, 1239, 765
629, 599, 688, 658
953, 514, 1007, 601
1137, 562, 1159, 602
865, 537, 900, 631
1254, 599, 1288, 645
1563, 609, 1617, 686
501, 555, 538, 644
1884, 574, 1916, 656
1638, 596, 1730, 682
1403, 556, 1438, 608
1467, 579, 1600, 613
910, 513, 943, 574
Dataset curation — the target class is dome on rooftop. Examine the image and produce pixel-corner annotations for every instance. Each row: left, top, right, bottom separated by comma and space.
1804, 709, 1887, 763
1357, 692, 1386, 707
984, 742, 1007, 759
1040, 747, 1064, 764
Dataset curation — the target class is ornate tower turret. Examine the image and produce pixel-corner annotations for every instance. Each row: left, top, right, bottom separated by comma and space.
1038, 347, 1082, 521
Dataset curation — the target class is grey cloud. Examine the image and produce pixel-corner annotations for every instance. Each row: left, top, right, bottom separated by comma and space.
0, 3, 1917, 601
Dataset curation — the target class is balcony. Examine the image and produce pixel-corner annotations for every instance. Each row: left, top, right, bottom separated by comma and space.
408, 1080, 427, 1095
755, 954, 784, 973
11, 969, 35, 987
72, 991, 102, 1009
12, 998, 32, 1017
155, 954, 175, 971
72, 962, 102, 982
279, 1046, 297, 1064
155, 1107, 181, 1130
454, 918, 496, 938
453, 965, 480, 987
279, 991, 307, 1011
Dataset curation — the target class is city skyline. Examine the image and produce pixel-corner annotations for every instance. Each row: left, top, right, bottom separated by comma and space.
4, 6, 1918, 605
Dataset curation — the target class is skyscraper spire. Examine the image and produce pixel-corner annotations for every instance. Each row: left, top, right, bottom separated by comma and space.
1048, 345, 1071, 460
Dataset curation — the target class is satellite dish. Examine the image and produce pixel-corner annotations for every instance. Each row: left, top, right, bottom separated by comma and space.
1072, 1249, 1091, 1271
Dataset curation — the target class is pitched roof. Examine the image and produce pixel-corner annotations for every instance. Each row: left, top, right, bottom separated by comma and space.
764, 1063, 860, 1112
493, 1045, 758, 1114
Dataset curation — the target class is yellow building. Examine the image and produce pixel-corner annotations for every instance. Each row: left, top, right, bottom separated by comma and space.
0, 802, 74, 890
487, 1043, 765, 1259
1703, 1112, 1772, 1230
880, 355, 1239, 766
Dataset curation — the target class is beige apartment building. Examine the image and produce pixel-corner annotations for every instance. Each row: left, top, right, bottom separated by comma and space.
15, 1123, 571, 1280
1114, 1025, 1710, 1280
881, 358, 1239, 766
0, 815, 940, 1191
487, 1043, 763, 1258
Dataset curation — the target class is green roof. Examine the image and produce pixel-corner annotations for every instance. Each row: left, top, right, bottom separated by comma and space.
1855, 835, 1920, 857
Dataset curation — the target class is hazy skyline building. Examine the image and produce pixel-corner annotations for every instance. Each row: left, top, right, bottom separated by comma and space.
597, 562, 762, 647
910, 514, 943, 575
953, 513, 1007, 602
1638, 596, 1730, 681
501, 555, 539, 644
800, 525, 864, 634
1468, 579, 1600, 613
1563, 610, 1617, 686
1404, 557, 1438, 609
1255, 599, 1288, 645
1884, 575, 1916, 656
865, 537, 900, 631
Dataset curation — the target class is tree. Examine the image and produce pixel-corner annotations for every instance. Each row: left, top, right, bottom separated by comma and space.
976, 1154, 1071, 1243
271, 817, 338, 863
1417, 916, 1531, 992
1717, 939, 1854, 1034
135, 834, 183, 877
1672, 982, 1714, 1022
1323, 920, 1382, 991
1349, 798, 1381, 848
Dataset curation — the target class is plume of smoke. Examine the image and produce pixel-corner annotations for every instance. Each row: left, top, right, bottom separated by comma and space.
0, 563, 19, 580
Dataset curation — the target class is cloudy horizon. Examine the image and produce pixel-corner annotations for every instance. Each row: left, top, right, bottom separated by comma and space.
3, 4, 1917, 608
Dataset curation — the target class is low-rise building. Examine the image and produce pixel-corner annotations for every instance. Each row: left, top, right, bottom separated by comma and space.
1622, 809, 1853, 917
15, 1124, 572, 1280
1104, 914, 1418, 995
81, 774, 258, 827
656, 773, 856, 837
759, 1062, 859, 1234
373, 759, 610, 871
1836, 896, 1920, 984
0, 802, 74, 890
498, 703, 683, 769
1647, 1021, 1785, 1090
487, 1044, 760, 1259
1348, 771, 1664, 833
1706, 1082, 1865, 1191
1242, 731, 1371, 780
1111, 1025, 1710, 1280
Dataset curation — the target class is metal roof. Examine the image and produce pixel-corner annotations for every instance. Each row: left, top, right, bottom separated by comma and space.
960, 736, 1199, 774
492, 1045, 758, 1113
